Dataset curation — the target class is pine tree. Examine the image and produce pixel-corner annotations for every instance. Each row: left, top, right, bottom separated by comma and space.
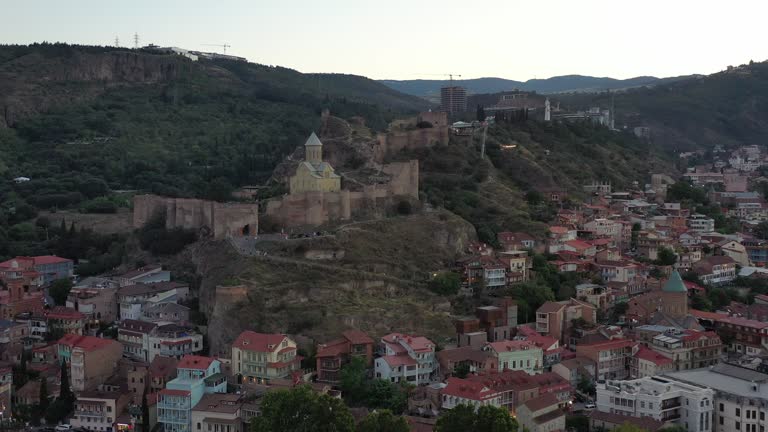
59, 359, 72, 401
39, 378, 49, 411
68, 222, 76, 237
476, 105, 486, 122
141, 385, 150, 432
59, 218, 66, 234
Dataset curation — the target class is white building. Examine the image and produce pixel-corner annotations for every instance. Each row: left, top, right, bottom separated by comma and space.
596, 376, 714, 431
689, 214, 716, 233
375, 333, 437, 385
668, 364, 768, 432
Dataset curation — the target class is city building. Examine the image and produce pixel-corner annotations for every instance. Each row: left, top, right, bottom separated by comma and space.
648, 330, 722, 371
157, 355, 227, 432
689, 214, 716, 233
191, 393, 245, 432
149, 356, 178, 393
0, 255, 74, 285
482, 340, 543, 375
316, 329, 374, 384
440, 86, 467, 115
714, 316, 768, 355
118, 320, 157, 362
667, 363, 768, 432
57, 334, 123, 392
693, 256, 737, 286
45, 306, 86, 336
596, 376, 714, 431
575, 339, 637, 380
231, 331, 301, 384
141, 302, 190, 324
375, 333, 437, 385
631, 345, 673, 378
536, 299, 596, 344
70, 390, 130, 432
148, 324, 204, 362
117, 282, 189, 321
516, 393, 566, 432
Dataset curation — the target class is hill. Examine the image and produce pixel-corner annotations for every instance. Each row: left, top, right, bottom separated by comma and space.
379, 74, 695, 98
554, 61, 768, 151
0, 43, 427, 211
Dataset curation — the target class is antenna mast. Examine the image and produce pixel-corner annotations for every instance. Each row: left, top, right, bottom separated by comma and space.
114, 36, 120, 47
133, 33, 140, 49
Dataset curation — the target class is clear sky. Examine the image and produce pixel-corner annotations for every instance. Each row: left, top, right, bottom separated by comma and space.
2, 0, 766, 81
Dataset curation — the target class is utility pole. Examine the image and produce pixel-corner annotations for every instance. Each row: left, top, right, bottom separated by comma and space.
133, 33, 140, 49
114, 36, 119, 47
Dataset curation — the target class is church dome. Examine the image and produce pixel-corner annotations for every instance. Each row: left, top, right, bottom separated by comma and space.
662, 270, 687, 293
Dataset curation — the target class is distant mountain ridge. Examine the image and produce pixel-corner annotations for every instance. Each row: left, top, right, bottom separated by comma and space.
380, 74, 695, 97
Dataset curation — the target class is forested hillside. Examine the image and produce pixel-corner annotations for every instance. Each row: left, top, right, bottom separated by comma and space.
556, 61, 768, 151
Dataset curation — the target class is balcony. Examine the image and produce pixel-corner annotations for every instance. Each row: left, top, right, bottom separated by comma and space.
661, 400, 681, 410
76, 410, 106, 418
158, 413, 190, 425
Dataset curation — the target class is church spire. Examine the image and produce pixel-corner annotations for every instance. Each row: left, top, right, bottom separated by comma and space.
304, 132, 323, 164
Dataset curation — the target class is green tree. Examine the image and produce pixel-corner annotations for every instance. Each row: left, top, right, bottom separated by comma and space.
429, 272, 462, 296
630, 223, 641, 250
755, 221, 768, 240
453, 363, 470, 379
435, 404, 518, 432
654, 247, 677, 266
340, 357, 368, 404
613, 423, 651, 432
49, 278, 73, 306
141, 385, 150, 432
691, 293, 713, 311
250, 385, 354, 432
476, 105, 486, 122
577, 375, 596, 395
39, 378, 49, 411
566, 415, 590, 432
357, 410, 409, 432
366, 379, 408, 414
59, 359, 73, 402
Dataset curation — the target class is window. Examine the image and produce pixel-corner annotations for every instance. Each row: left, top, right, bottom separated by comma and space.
761, 412, 765, 421
737, 421, 741, 430
197, 424, 201, 430
721, 403, 725, 412
737, 408, 741, 416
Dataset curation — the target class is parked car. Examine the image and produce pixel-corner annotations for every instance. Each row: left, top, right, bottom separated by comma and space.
55, 425, 73, 432
584, 402, 596, 410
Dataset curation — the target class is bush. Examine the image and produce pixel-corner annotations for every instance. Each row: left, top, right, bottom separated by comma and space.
396, 200, 412, 215
429, 272, 461, 296
81, 197, 118, 213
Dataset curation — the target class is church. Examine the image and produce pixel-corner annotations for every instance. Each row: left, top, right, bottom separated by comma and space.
627, 271, 702, 330
289, 132, 341, 194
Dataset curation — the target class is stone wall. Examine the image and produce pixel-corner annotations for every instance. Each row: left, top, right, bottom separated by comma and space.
265, 160, 419, 228
374, 128, 448, 163
132, 194, 258, 238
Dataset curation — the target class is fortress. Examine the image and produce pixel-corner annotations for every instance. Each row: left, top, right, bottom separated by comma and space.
265, 132, 420, 228
133, 195, 259, 239
373, 111, 449, 163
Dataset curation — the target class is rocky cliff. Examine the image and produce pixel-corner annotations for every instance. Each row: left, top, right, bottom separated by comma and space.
1, 48, 189, 127
185, 211, 476, 354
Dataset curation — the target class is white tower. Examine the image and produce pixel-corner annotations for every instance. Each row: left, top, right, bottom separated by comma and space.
544, 98, 551, 122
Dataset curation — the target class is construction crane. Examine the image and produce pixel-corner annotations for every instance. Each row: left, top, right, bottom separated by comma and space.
202, 44, 231, 54
422, 73, 462, 86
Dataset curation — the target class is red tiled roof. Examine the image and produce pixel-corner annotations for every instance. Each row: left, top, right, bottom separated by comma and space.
342, 329, 374, 345
486, 340, 537, 353
177, 355, 215, 370
717, 316, 768, 329
159, 389, 190, 397
380, 355, 417, 367
537, 301, 565, 314
58, 334, 118, 352
549, 226, 569, 234
45, 306, 85, 320
33, 255, 72, 265
232, 331, 288, 353
690, 309, 727, 321
382, 333, 435, 352
442, 377, 496, 401
317, 338, 348, 358
523, 392, 559, 412
634, 346, 672, 366
579, 338, 636, 350
565, 240, 592, 251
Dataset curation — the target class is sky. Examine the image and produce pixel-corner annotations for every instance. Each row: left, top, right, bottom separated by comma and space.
2, 0, 767, 81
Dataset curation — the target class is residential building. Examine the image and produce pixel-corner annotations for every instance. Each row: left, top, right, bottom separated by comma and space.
148, 324, 204, 362
689, 214, 716, 233
551, 357, 595, 388
46, 306, 85, 336
693, 256, 737, 285
649, 330, 722, 371
440, 377, 501, 410
0, 363, 11, 418
157, 355, 227, 432
667, 363, 768, 432
499, 250, 531, 283
316, 329, 374, 384
631, 345, 673, 378
589, 410, 665, 432
57, 334, 123, 391
375, 333, 437, 385
575, 339, 637, 380
462, 256, 508, 290
744, 238, 768, 266
231, 331, 301, 384
66, 282, 118, 331
70, 390, 130, 432
497, 232, 536, 251
436, 346, 496, 380
596, 376, 714, 431
117, 282, 189, 321
141, 302, 190, 324
536, 299, 596, 344
118, 320, 157, 362
0, 255, 73, 284
15, 312, 47, 341
191, 393, 245, 432
482, 340, 543, 375
714, 316, 768, 355
440, 86, 467, 115
149, 356, 178, 393
517, 393, 566, 432
113, 265, 170, 286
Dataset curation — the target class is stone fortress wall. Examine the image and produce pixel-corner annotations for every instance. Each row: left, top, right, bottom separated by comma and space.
133, 195, 258, 239
373, 111, 449, 163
